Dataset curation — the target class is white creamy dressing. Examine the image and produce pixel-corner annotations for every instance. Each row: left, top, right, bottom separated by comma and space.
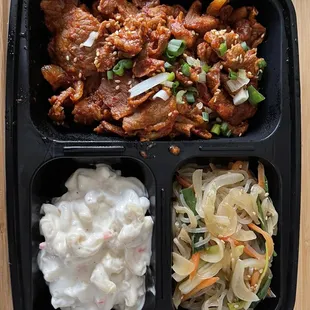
38, 164, 153, 310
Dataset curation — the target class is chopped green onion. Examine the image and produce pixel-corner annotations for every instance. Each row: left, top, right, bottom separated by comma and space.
202, 64, 211, 73
211, 124, 221, 135
273, 250, 278, 257
219, 41, 227, 56
225, 129, 232, 137
181, 63, 191, 77
241, 41, 249, 51
181, 188, 197, 215
264, 176, 269, 193
248, 85, 265, 105
176, 90, 187, 104
172, 81, 180, 95
167, 39, 186, 57
202, 111, 209, 122
164, 50, 177, 62
258, 59, 267, 69
112, 62, 125, 76
107, 70, 113, 80
167, 72, 175, 81
187, 86, 198, 95
220, 122, 229, 134
185, 91, 195, 103
118, 59, 133, 69
164, 62, 173, 70
229, 69, 238, 80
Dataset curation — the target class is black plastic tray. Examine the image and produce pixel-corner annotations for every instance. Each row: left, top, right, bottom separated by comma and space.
5, 0, 301, 309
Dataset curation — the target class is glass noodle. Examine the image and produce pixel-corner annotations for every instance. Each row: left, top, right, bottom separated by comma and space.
172, 162, 278, 310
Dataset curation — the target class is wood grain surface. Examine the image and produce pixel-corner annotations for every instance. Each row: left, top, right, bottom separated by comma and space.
0, 1, 308, 309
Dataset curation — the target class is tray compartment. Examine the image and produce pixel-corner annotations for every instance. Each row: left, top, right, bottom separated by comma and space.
169, 156, 282, 310
28, 0, 284, 142
31, 157, 157, 310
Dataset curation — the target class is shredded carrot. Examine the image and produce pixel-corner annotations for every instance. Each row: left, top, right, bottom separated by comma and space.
233, 240, 265, 260
189, 252, 200, 280
182, 277, 219, 301
257, 162, 265, 189
176, 175, 192, 188
231, 161, 244, 170
250, 270, 260, 287
248, 223, 274, 258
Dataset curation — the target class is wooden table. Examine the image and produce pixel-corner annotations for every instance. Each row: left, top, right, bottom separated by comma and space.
0, 1, 309, 309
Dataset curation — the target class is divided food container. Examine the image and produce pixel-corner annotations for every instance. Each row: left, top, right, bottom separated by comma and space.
5, 0, 301, 309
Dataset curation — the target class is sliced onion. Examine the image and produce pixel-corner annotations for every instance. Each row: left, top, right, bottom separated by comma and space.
80, 31, 99, 48
172, 252, 195, 276
129, 73, 170, 98
233, 88, 249, 105
231, 259, 264, 302
186, 56, 201, 67
227, 77, 250, 93
178, 228, 192, 244
238, 69, 247, 79
173, 238, 191, 259
172, 272, 187, 282
200, 237, 224, 263
232, 228, 256, 241
152, 89, 170, 101
161, 81, 174, 88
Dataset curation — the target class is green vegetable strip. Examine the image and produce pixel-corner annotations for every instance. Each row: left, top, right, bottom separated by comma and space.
113, 62, 125, 76
167, 72, 175, 81
181, 63, 191, 77
258, 59, 267, 69
241, 41, 249, 51
202, 112, 209, 122
181, 188, 197, 215
220, 122, 229, 134
167, 39, 186, 57
229, 70, 238, 80
202, 64, 211, 73
164, 62, 173, 70
211, 124, 221, 135
219, 41, 227, 56
228, 301, 246, 310
257, 198, 267, 231
107, 70, 113, 80
185, 92, 195, 103
176, 90, 187, 104
248, 85, 266, 105
172, 81, 180, 95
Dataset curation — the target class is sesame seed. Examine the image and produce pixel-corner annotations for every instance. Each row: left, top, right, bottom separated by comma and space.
66, 55, 70, 61
127, 80, 132, 85
79, 72, 82, 79
115, 80, 121, 83
115, 85, 120, 90
234, 305, 239, 309
106, 23, 111, 28
112, 51, 117, 56
168, 112, 172, 117
116, 15, 121, 20
96, 50, 99, 57
220, 65, 223, 70
73, 57, 77, 62
252, 212, 256, 215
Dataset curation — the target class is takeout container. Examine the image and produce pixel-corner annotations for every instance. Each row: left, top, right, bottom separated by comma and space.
5, 0, 301, 309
